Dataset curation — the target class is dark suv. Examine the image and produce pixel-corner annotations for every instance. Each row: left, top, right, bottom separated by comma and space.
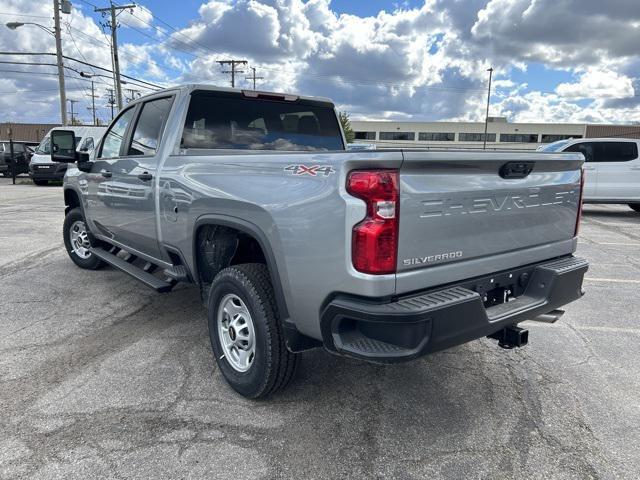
0, 141, 33, 177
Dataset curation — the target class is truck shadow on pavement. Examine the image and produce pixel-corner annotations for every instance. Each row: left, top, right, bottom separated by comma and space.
1, 258, 605, 479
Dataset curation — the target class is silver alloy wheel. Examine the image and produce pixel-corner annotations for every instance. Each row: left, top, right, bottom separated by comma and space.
69, 220, 92, 259
217, 293, 256, 372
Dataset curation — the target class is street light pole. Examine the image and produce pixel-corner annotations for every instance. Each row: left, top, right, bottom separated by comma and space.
53, 0, 67, 125
483, 67, 493, 151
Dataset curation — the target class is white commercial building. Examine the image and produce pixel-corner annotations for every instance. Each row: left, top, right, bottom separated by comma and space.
350, 117, 639, 150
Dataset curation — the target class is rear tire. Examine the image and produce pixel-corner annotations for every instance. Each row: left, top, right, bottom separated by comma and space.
629, 203, 640, 212
33, 179, 48, 186
207, 263, 298, 398
63, 207, 104, 270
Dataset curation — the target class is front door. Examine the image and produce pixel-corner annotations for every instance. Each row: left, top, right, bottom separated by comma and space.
85, 107, 137, 240
565, 141, 598, 200
107, 96, 175, 260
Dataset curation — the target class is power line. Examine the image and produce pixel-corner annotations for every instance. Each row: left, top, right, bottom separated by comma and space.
0, 52, 162, 89
0, 12, 52, 19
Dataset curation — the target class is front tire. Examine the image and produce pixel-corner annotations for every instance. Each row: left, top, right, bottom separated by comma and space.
33, 179, 48, 186
629, 203, 640, 212
63, 207, 104, 270
207, 263, 298, 398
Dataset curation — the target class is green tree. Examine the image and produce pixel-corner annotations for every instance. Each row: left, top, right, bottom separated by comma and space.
339, 111, 355, 143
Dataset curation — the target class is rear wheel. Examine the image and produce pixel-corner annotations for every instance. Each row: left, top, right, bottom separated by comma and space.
629, 204, 640, 212
63, 208, 104, 270
33, 179, 48, 186
207, 263, 298, 398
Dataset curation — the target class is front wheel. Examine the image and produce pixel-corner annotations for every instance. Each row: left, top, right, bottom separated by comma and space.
629, 203, 640, 212
207, 263, 298, 398
33, 179, 48, 186
63, 207, 104, 270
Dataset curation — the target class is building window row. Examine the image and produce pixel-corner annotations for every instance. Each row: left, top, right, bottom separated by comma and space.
458, 133, 497, 142
418, 132, 455, 141
379, 131, 415, 141
353, 131, 584, 143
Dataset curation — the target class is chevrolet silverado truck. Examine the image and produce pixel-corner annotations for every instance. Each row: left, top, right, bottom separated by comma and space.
51, 85, 588, 398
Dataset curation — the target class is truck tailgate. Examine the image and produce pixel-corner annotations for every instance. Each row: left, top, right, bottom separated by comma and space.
397, 151, 583, 277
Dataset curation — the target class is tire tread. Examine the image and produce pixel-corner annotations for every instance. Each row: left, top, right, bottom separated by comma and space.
210, 263, 297, 398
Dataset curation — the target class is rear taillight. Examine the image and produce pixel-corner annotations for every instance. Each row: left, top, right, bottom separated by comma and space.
575, 166, 585, 237
347, 169, 399, 274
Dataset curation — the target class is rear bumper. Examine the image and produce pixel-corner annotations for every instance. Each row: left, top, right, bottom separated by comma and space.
320, 256, 588, 362
29, 163, 67, 180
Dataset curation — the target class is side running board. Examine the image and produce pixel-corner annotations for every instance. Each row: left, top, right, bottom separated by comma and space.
91, 247, 174, 293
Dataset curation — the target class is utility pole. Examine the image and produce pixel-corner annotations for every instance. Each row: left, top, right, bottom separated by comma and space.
105, 88, 116, 120
7, 124, 15, 185
483, 67, 493, 150
87, 81, 97, 125
245, 67, 264, 90
125, 87, 140, 103
67, 99, 79, 124
218, 59, 247, 88
53, 0, 70, 125
95, 1, 136, 111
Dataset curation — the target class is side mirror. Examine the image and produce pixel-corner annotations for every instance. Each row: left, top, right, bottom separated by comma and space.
51, 130, 77, 163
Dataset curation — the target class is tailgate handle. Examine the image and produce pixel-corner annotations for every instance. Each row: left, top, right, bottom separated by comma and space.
500, 161, 534, 179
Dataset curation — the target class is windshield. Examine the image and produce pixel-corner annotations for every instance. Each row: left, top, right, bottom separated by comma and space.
539, 140, 570, 152
36, 135, 82, 154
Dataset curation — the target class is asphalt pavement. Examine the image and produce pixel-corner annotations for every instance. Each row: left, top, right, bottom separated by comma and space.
1, 176, 639, 479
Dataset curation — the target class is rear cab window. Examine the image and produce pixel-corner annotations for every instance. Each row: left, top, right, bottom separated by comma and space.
566, 141, 639, 163
181, 90, 344, 152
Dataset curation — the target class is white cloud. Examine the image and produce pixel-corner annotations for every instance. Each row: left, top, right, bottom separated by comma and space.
556, 69, 635, 100
118, 5, 154, 30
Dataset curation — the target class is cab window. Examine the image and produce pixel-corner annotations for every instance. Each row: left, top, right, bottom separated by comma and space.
565, 142, 596, 162
79, 137, 95, 152
127, 97, 174, 156
99, 108, 136, 158
598, 142, 638, 162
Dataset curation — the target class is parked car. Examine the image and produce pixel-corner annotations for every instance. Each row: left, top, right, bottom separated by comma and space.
0, 141, 32, 177
29, 126, 105, 185
51, 85, 588, 398
539, 138, 640, 211
347, 142, 377, 150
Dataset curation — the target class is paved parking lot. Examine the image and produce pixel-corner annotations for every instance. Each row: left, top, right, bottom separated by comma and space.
1, 176, 639, 479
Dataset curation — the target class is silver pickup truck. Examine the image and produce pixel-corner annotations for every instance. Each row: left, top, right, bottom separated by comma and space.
51, 84, 588, 398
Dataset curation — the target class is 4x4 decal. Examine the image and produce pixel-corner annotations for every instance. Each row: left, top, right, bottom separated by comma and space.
284, 165, 335, 177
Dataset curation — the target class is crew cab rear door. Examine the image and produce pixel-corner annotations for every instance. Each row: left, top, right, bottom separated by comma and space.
396, 151, 583, 289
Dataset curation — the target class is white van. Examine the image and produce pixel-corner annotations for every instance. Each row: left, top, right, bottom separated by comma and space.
539, 138, 640, 211
29, 126, 106, 185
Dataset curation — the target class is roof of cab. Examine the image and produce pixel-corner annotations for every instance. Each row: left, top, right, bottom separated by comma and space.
138, 83, 335, 105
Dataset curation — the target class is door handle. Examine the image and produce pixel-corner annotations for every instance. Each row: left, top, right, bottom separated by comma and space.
138, 172, 153, 181
630, 166, 640, 170
584, 166, 596, 170
101, 170, 112, 178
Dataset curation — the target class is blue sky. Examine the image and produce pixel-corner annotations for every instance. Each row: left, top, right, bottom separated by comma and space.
0, 0, 638, 124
